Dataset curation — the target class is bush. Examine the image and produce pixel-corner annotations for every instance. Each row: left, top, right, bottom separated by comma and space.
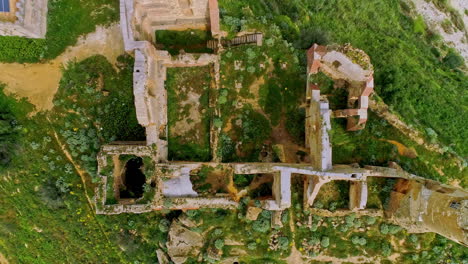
158, 219, 170, 233
278, 237, 289, 250
388, 225, 402, 235
380, 223, 389, 235
443, 49, 464, 69
247, 242, 257, 250
382, 243, 392, 257
252, 218, 270, 233
365, 216, 377, 225
320, 236, 330, 248
214, 239, 225, 250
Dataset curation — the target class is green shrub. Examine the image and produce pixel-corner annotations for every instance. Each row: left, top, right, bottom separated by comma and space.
278, 237, 289, 250
252, 218, 270, 233
320, 236, 330, 248
247, 242, 257, 250
365, 216, 377, 225
158, 219, 170, 233
214, 239, 225, 250
443, 49, 464, 69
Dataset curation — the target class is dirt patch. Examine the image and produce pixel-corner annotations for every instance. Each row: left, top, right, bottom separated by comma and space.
271, 117, 309, 163
0, 252, 9, 264
380, 139, 418, 158
112, 155, 123, 200
167, 66, 212, 145
0, 23, 125, 112
172, 90, 203, 138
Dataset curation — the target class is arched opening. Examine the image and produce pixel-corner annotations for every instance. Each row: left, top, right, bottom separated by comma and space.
120, 157, 146, 199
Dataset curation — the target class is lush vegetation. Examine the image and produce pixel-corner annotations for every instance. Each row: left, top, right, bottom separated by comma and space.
0, 0, 118, 62
219, 0, 467, 158
0, 56, 166, 263
155, 30, 214, 55
0, 0, 466, 263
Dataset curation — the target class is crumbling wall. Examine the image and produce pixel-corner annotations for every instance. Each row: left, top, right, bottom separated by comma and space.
0, 0, 48, 38
307, 43, 374, 131
132, 0, 221, 42
386, 179, 468, 246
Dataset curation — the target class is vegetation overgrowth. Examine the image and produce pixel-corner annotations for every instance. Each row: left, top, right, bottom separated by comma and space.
155, 30, 214, 55
219, 0, 467, 158
166, 66, 213, 161
0, 0, 466, 263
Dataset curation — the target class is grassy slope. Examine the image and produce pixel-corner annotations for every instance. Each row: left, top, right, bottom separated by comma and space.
0, 0, 118, 63
219, 0, 467, 158
0, 56, 167, 263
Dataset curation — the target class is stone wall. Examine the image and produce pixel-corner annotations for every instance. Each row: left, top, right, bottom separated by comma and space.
307, 43, 374, 131
133, 0, 220, 42
386, 179, 468, 246
0, 0, 48, 38
101, 2, 468, 246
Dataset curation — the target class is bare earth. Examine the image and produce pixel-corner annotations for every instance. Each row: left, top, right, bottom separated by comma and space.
0, 23, 125, 112
0, 252, 9, 264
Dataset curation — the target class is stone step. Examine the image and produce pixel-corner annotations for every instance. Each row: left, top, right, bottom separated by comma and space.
139, 2, 170, 9
150, 17, 208, 27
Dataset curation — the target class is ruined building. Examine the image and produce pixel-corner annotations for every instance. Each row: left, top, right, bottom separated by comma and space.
0, 0, 48, 38
95, 0, 468, 248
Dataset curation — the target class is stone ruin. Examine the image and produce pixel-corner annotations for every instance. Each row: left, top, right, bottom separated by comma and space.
307, 43, 374, 131
95, 0, 468, 251
0, 0, 48, 38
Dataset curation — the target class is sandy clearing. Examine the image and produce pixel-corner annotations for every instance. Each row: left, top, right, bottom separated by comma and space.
0, 23, 125, 112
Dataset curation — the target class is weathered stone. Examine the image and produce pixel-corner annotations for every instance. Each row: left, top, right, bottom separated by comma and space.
178, 214, 199, 228
246, 206, 262, 221
271, 211, 284, 228
0, 0, 48, 38
156, 249, 170, 264
166, 221, 204, 262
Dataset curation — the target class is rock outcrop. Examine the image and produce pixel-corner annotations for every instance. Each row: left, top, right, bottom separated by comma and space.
166, 220, 204, 264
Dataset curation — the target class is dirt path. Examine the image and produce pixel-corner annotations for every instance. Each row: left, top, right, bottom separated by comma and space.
379, 139, 418, 158
284, 208, 303, 264
0, 23, 125, 112
48, 120, 119, 256
49, 123, 94, 210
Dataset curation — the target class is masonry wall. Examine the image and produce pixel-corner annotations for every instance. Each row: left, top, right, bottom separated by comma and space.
0, 0, 48, 38
387, 179, 468, 246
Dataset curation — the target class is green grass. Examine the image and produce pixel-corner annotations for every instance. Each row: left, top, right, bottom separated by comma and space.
166, 66, 213, 161
0, 0, 118, 63
155, 30, 214, 55
219, 0, 467, 158
0, 55, 166, 263
0, 0, 467, 262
